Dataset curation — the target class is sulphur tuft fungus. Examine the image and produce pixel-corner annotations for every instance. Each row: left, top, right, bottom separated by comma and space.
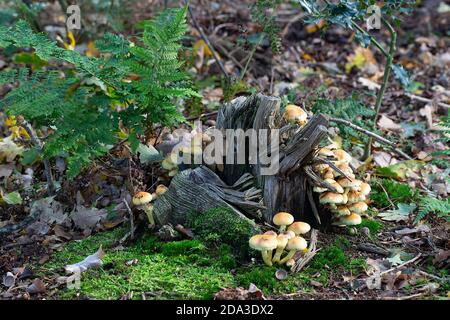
283, 104, 308, 126
132, 191, 152, 206
273, 212, 294, 232
348, 202, 368, 214
279, 236, 307, 264
249, 234, 278, 266
155, 184, 168, 197
272, 234, 290, 264
319, 192, 344, 205
287, 221, 311, 236
333, 213, 362, 226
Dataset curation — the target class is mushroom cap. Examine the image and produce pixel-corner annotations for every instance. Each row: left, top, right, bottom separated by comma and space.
281, 230, 296, 239
318, 148, 335, 158
337, 177, 362, 189
332, 149, 352, 163
161, 157, 176, 170
319, 192, 344, 205
288, 222, 311, 235
286, 236, 307, 251
155, 184, 168, 196
314, 163, 330, 172
324, 178, 344, 194
323, 168, 335, 179
360, 182, 371, 196
273, 212, 294, 227
348, 202, 368, 214
276, 234, 289, 248
264, 230, 278, 236
336, 213, 362, 226
313, 186, 328, 193
132, 191, 152, 206
332, 205, 351, 216
335, 163, 355, 177
347, 190, 366, 203
249, 234, 278, 251
284, 105, 308, 124
286, 259, 296, 267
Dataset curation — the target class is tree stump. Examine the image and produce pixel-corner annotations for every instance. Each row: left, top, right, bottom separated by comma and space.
153, 93, 331, 229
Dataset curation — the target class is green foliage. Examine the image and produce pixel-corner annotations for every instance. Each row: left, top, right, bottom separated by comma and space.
432, 116, 450, 169
0, 7, 197, 178
186, 207, 260, 257
415, 196, 450, 224
357, 219, 383, 234
160, 239, 206, 256
370, 178, 418, 208
251, 0, 283, 53
311, 94, 375, 148
46, 233, 234, 300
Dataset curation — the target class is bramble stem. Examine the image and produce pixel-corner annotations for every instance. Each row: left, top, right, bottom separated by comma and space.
363, 18, 397, 160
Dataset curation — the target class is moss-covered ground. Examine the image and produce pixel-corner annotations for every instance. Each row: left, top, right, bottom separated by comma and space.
41, 224, 368, 300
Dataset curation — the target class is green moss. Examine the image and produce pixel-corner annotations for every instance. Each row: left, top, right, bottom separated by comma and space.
43, 229, 236, 300
235, 266, 310, 294
186, 207, 260, 257
357, 219, 384, 234
371, 178, 419, 208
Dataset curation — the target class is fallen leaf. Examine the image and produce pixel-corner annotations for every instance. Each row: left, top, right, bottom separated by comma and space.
375, 160, 425, 180
71, 205, 107, 233
378, 203, 417, 222
64, 246, 105, 274
378, 114, 402, 131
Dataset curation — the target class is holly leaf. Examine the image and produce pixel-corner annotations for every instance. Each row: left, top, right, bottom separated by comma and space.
378, 203, 416, 222
136, 143, 164, 165
392, 64, 411, 90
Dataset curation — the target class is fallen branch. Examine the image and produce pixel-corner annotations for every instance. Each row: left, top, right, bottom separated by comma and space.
328, 117, 412, 160
380, 253, 422, 276
407, 93, 450, 109
185, 2, 229, 80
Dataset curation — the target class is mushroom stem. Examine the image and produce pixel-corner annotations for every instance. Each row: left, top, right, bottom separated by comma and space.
279, 225, 287, 232
261, 250, 273, 266
272, 247, 285, 264
143, 204, 155, 227
279, 250, 297, 265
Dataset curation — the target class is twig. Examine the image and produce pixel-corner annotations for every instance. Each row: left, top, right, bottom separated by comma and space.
185, 2, 228, 79
328, 117, 412, 160
379, 253, 422, 276
406, 94, 450, 109
382, 293, 424, 300
23, 123, 55, 195
356, 243, 389, 256
292, 229, 319, 273
307, 187, 321, 225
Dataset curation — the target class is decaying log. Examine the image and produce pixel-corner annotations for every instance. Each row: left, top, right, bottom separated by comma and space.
153, 166, 264, 226
153, 93, 331, 228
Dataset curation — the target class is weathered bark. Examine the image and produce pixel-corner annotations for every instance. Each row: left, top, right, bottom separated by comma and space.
153, 94, 330, 229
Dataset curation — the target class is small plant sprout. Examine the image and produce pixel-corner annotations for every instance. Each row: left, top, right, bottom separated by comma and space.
279, 236, 307, 265
249, 234, 278, 267
272, 212, 294, 232
283, 104, 308, 126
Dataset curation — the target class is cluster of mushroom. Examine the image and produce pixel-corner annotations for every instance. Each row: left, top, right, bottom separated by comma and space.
160, 129, 212, 176
283, 104, 308, 127
249, 212, 310, 267
132, 184, 168, 227
313, 147, 371, 227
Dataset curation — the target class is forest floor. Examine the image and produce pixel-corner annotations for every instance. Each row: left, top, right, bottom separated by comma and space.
0, 0, 449, 300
